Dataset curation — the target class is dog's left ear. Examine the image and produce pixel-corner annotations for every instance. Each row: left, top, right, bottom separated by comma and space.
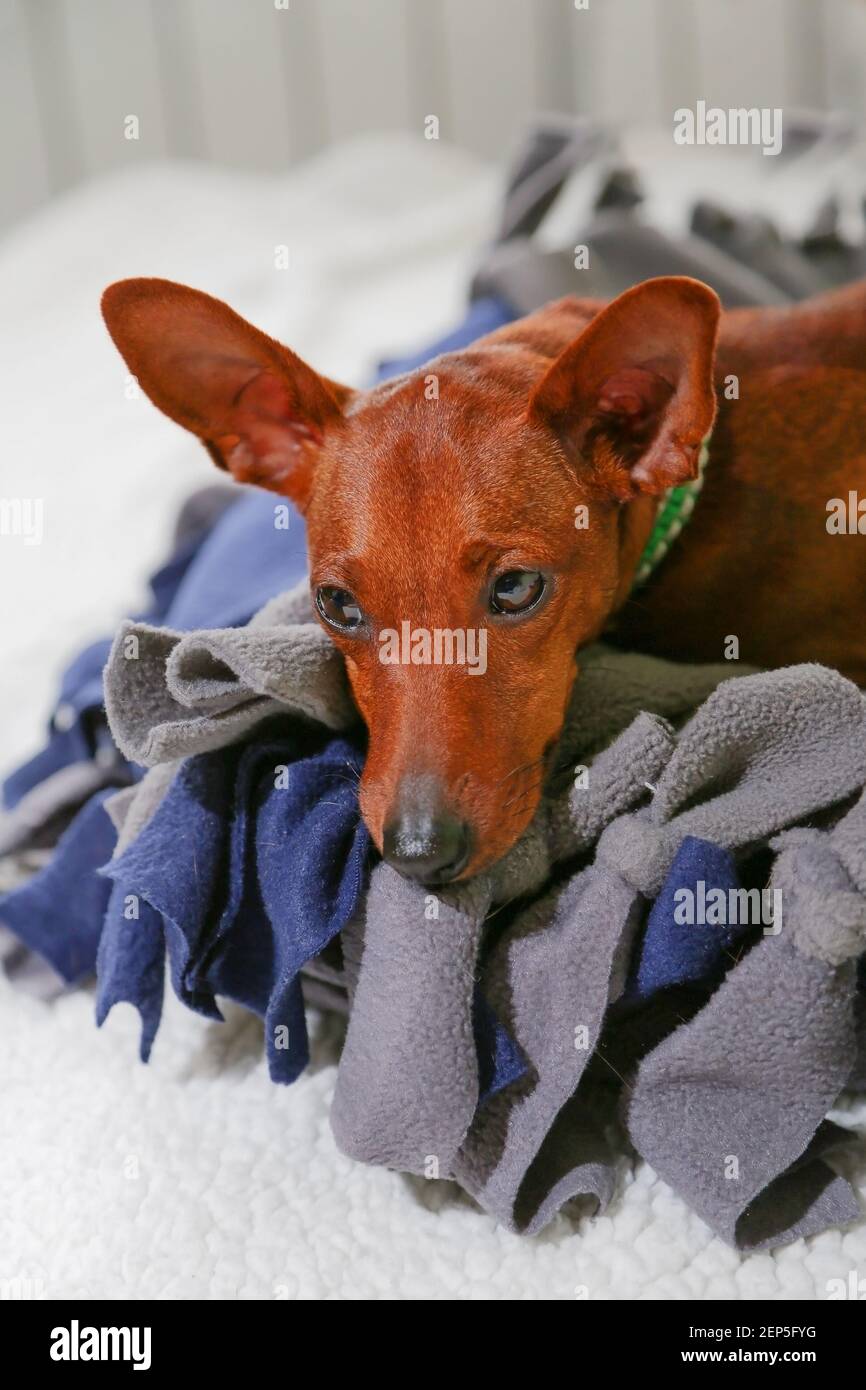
527, 276, 720, 499
101, 277, 354, 510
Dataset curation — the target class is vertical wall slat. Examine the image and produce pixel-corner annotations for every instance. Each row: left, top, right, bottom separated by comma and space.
311, 0, 412, 145
279, 0, 330, 160
691, 0, 791, 110
0, 0, 53, 227
405, 0, 453, 142
439, 0, 536, 157
653, 0, 703, 119
149, 0, 207, 161
591, 0, 666, 126
822, 0, 866, 119
557, 0, 602, 117
532, 0, 578, 119
17, 0, 85, 198
58, 0, 168, 176
178, 0, 300, 169
786, 0, 830, 112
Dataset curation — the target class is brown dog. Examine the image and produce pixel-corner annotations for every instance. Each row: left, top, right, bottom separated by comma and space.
101, 275, 866, 884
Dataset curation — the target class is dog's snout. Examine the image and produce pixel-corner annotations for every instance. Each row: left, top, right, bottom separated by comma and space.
382, 809, 470, 885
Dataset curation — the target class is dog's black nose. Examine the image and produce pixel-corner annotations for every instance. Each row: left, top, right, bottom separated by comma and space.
382, 811, 470, 884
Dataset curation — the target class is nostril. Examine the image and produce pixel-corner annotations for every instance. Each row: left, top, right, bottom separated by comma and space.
382, 812, 470, 884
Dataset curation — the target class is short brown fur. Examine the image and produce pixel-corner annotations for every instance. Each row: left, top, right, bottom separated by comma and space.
101, 276, 866, 878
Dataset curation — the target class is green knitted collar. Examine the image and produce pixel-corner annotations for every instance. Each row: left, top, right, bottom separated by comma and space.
631, 433, 712, 590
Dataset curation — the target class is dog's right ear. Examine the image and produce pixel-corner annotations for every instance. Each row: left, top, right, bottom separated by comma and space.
527, 276, 719, 500
101, 278, 353, 510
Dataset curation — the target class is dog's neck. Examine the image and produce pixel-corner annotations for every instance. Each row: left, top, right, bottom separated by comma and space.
631, 433, 712, 589
610, 432, 712, 614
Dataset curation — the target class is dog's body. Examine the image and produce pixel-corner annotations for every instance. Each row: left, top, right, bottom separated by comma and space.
615, 289, 866, 679
102, 276, 866, 883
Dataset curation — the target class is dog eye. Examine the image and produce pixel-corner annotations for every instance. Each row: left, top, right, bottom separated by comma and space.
316, 585, 364, 631
490, 570, 545, 615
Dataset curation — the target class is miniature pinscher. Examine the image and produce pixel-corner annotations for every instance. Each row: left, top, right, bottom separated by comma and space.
101, 275, 866, 884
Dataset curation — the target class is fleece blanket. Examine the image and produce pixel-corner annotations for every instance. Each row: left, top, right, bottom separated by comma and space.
73, 586, 866, 1248
5, 555, 866, 1247
3, 124, 866, 1294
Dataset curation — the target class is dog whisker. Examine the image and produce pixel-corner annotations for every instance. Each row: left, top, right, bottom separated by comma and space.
494, 756, 545, 788
502, 778, 545, 809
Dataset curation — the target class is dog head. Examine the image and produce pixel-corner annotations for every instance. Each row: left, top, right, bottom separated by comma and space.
102, 276, 718, 883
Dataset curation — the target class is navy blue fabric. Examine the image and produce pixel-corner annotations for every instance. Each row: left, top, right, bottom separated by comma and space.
0, 294, 527, 1098
3, 534, 206, 806
3, 639, 114, 806
0, 790, 117, 983
159, 489, 308, 631
96, 726, 371, 1082
473, 984, 528, 1105
629, 835, 753, 1000
2, 492, 310, 807
96, 887, 166, 1061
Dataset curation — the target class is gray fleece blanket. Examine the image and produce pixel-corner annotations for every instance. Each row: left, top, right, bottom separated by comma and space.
102, 580, 866, 1250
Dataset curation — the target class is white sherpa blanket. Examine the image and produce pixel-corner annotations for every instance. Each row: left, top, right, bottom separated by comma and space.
1, 135, 864, 1300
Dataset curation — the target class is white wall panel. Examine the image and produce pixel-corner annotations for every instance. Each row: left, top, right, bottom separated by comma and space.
693, 0, 792, 110
440, 0, 537, 158
59, 0, 168, 175
179, 0, 294, 168
5, 0, 866, 234
586, 0, 667, 127
0, 0, 53, 227
312, 0, 412, 143
823, 0, 866, 119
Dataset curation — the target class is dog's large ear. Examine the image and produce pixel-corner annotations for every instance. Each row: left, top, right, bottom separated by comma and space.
527, 277, 720, 499
101, 278, 353, 509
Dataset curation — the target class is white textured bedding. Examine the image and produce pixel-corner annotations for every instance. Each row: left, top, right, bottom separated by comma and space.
1, 135, 864, 1301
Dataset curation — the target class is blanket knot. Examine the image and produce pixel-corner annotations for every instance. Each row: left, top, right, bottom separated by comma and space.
772, 826, 866, 966
596, 813, 670, 896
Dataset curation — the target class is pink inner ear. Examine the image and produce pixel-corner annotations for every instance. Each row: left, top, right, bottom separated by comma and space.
595, 366, 674, 423
218, 369, 322, 486
232, 370, 317, 434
